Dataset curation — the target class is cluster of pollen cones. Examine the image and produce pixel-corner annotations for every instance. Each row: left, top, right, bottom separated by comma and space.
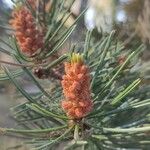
9, 1, 93, 120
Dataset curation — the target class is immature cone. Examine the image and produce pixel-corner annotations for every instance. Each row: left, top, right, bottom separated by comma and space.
61, 53, 93, 119
10, 5, 44, 56
27, 0, 37, 9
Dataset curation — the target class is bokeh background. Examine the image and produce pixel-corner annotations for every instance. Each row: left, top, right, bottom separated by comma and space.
0, 0, 149, 149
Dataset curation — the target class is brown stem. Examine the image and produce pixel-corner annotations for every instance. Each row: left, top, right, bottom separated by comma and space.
49, 69, 63, 80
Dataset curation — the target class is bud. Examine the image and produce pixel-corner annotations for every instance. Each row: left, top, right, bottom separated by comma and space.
61, 53, 93, 119
118, 55, 126, 65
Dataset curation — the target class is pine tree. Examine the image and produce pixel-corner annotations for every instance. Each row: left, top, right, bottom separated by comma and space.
0, 1, 150, 150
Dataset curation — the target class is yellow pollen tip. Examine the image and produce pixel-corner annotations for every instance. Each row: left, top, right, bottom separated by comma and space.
71, 53, 84, 64
14, 3, 22, 11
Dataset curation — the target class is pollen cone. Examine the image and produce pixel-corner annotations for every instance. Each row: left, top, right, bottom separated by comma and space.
61, 53, 93, 119
10, 5, 43, 56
